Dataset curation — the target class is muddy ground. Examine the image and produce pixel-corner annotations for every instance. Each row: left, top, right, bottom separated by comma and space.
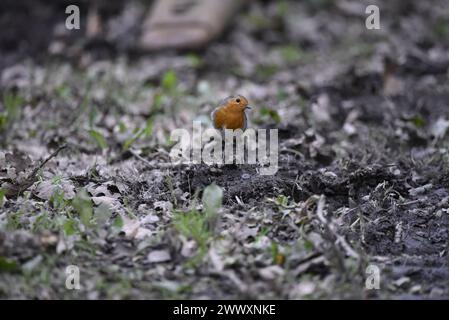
1, 0, 449, 299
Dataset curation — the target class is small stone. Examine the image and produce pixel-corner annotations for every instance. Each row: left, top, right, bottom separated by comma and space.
393, 277, 410, 288
410, 285, 422, 294
148, 250, 171, 263
241, 173, 251, 180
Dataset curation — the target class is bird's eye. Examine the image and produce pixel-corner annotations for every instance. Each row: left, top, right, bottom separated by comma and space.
236, 98, 241, 103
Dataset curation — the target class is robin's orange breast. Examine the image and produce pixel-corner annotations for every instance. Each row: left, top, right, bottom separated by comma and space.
213, 107, 246, 130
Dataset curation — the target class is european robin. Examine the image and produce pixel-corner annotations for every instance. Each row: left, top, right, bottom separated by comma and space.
211, 95, 251, 131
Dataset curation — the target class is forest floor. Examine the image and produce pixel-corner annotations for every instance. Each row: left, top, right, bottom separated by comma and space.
1, 0, 449, 299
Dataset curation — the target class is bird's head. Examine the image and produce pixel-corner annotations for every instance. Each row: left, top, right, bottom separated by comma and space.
221, 95, 251, 112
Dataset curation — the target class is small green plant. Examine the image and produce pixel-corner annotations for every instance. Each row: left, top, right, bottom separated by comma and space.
94, 203, 112, 227
62, 218, 78, 236
0, 257, 19, 273
0, 92, 25, 133
409, 115, 426, 128
255, 64, 279, 80
270, 241, 287, 266
173, 209, 210, 246
112, 214, 124, 230
0, 188, 5, 208
173, 184, 223, 266
267, 194, 296, 214
255, 226, 270, 243
202, 183, 223, 230
71, 189, 93, 228
433, 18, 449, 39
278, 45, 303, 64
173, 208, 211, 265
6, 211, 21, 230
275, 194, 290, 207
161, 70, 177, 93
123, 116, 154, 150
258, 107, 281, 124
277, 89, 289, 102
186, 54, 204, 69
32, 211, 56, 232
54, 84, 72, 99
276, 0, 289, 17
49, 187, 67, 211
111, 215, 123, 231
88, 129, 108, 150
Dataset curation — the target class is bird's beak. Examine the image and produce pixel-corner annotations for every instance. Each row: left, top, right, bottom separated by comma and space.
245, 106, 252, 110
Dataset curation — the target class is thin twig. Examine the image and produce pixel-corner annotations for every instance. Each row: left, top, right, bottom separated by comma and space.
129, 149, 192, 169
3, 144, 68, 197
316, 195, 360, 260
27, 144, 68, 180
